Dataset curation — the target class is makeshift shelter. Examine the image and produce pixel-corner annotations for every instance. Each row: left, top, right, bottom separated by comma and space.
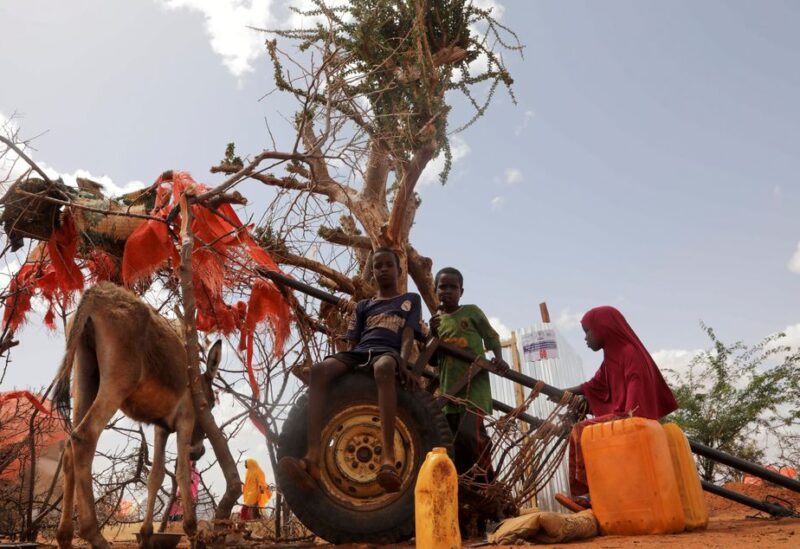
0, 391, 66, 497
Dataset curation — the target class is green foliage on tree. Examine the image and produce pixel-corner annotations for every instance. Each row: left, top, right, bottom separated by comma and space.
266, 0, 520, 183
665, 323, 800, 482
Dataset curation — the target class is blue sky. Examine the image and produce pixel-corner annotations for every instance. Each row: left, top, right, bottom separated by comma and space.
2, 0, 799, 380
1, 0, 800, 485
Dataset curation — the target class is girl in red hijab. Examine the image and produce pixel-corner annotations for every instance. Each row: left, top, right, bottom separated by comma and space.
556, 306, 678, 511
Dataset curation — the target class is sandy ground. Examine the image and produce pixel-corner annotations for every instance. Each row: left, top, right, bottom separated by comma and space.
42, 516, 800, 548
32, 482, 800, 548
95, 516, 800, 549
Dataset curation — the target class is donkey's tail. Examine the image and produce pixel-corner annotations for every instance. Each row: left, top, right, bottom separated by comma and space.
53, 289, 98, 429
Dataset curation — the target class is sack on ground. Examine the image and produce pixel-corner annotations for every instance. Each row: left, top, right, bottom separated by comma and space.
487, 509, 598, 544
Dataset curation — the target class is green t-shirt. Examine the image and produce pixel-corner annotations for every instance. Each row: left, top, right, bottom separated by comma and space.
436, 304, 501, 414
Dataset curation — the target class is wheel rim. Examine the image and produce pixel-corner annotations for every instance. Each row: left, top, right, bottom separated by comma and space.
318, 404, 416, 510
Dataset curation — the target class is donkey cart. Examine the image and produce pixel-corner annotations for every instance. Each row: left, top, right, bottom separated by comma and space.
265, 272, 800, 545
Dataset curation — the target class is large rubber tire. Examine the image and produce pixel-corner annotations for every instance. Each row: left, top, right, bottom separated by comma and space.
277, 372, 453, 544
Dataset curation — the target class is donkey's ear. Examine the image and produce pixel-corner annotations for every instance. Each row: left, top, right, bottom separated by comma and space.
205, 339, 223, 380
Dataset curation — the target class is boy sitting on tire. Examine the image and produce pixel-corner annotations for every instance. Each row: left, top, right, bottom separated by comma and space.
430, 267, 509, 483
279, 247, 422, 493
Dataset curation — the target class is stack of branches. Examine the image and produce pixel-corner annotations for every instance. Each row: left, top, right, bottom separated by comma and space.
447, 389, 586, 519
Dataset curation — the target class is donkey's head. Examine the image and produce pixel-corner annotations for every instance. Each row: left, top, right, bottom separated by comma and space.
188, 339, 223, 461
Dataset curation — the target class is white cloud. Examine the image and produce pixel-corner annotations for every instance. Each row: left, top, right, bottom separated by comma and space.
504, 168, 522, 185
773, 185, 782, 197
515, 110, 534, 135
2, 112, 145, 198
556, 308, 583, 331
652, 348, 702, 381
788, 242, 800, 274
778, 323, 800, 349
466, 51, 490, 78
766, 322, 800, 361
156, 0, 275, 79
472, 0, 506, 20
489, 316, 512, 340
36, 162, 147, 197
419, 135, 470, 186
490, 195, 504, 210
658, 322, 800, 385
463, 0, 507, 78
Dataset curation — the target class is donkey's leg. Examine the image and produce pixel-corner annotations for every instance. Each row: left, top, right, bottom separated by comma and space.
140, 426, 168, 549
56, 443, 75, 549
176, 418, 198, 543
70, 386, 127, 549
57, 342, 99, 549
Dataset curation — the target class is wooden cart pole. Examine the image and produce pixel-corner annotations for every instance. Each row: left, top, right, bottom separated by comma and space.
539, 302, 550, 324
509, 332, 526, 416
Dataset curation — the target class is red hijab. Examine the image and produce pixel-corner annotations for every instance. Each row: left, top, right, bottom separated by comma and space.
580, 306, 678, 420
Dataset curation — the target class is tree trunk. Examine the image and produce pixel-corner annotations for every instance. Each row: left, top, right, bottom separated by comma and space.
178, 192, 242, 521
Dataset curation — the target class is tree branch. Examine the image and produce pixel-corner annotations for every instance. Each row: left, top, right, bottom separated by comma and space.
407, 244, 437, 313
318, 226, 372, 250
210, 148, 359, 207
0, 135, 58, 188
399, 193, 420, 242
274, 251, 356, 295
197, 149, 307, 203
177, 191, 242, 523
385, 141, 436, 245
210, 165, 315, 193
360, 140, 391, 203
394, 46, 469, 83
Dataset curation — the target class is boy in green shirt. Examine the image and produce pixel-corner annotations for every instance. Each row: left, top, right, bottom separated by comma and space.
430, 267, 509, 481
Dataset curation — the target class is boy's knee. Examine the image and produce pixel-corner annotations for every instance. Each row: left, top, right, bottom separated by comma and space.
309, 361, 327, 381
310, 357, 347, 384
373, 356, 396, 381
310, 359, 333, 382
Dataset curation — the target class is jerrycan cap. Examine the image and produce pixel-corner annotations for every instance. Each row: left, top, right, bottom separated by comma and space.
431, 447, 447, 455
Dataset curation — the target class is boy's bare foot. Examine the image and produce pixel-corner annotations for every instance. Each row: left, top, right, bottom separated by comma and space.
376, 463, 402, 493
279, 457, 319, 492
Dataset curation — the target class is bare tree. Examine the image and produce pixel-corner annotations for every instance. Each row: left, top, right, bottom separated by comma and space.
0, 1, 522, 538
213, 0, 521, 310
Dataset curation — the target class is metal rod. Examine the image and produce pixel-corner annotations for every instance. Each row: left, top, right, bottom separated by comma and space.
436, 341, 565, 401
258, 268, 347, 307
701, 480, 797, 517
492, 399, 545, 430
691, 440, 800, 494
417, 367, 548, 431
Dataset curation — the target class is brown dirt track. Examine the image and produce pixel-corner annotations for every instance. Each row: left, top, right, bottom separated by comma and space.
467, 482, 800, 548
40, 482, 800, 547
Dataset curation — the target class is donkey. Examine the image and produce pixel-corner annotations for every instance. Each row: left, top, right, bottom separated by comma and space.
52, 282, 221, 549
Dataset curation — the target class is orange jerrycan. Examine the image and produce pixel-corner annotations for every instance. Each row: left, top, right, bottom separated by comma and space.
582, 417, 685, 535
663, 423, 709, 530
415, 447, 461, 549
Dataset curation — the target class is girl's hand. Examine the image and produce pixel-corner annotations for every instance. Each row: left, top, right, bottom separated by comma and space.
492, 357, 511, 374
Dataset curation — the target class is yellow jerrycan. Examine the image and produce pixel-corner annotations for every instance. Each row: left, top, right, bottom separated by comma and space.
663, 423, 709, 530
415, 447, 461, 549
582, 417, 685, 535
